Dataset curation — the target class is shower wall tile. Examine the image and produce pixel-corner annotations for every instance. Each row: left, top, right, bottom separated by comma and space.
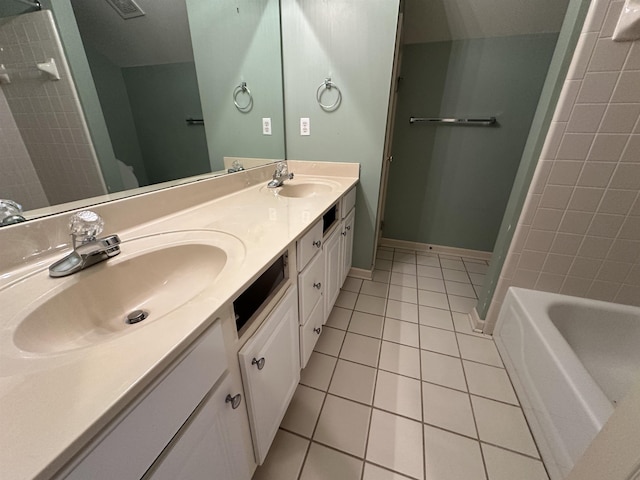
0, 86, 48, 210
486, 0, 640, 332
0, 10, 106, 206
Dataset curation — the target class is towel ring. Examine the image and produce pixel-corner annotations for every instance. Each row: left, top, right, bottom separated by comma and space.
233, 82, 253, 112
316, 78, 342, 111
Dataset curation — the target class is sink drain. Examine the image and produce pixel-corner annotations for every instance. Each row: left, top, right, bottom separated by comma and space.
126, 309, 149, 324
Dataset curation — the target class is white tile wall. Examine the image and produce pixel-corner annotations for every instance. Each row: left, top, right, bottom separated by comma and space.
0, 10, 106, 206
486, 0, 640, 331
0, 86, 48, 209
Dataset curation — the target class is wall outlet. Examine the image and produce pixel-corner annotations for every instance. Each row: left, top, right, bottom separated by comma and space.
262, 118, 272, 135
300, 117, 310, 136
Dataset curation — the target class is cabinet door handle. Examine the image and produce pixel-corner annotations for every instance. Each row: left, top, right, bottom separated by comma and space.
313, 327, 322, 334
345, 225, 351, 231
313, 240, 322, 248
252, 357, 266, 370
341, 231, 347, 236
313, 282, 322, 289
225, 393, 242, 409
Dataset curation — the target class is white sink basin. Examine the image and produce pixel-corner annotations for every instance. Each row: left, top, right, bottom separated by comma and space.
6, 231, 245, 355
277, 183, 333, 198
263, 178, 339, 198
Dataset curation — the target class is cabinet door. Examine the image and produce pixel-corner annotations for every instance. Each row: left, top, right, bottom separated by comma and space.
341, 209, 355, 285
298, 248, 324, 325
238, 286, 300, 465
300, 297, 324, 368
297, 220, 323, 272
145, 373, 252, 480
323, 226, 342, 324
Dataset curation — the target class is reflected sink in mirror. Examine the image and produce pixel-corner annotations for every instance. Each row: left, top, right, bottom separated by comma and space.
263, 178, 340, 198
7, 231, 245, 356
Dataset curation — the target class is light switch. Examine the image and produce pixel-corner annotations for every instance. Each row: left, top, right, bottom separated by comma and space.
300, 117, 310, 136
262, 118, 272, 135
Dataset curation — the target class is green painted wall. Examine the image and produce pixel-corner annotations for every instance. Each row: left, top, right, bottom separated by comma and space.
186, 0, 286, 172
122, 63, 210, 184
0, 3, 32, 16
384, 35, 558, 252
84, 46, 149, 186
477, 0, 592, 320
281, 0, 400, 270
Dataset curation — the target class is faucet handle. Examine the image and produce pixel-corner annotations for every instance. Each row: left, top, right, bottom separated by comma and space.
69, 210, 104, 245
275, 161, 287, 175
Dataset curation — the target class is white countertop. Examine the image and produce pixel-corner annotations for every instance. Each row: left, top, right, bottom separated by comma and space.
0, 165, 358, 480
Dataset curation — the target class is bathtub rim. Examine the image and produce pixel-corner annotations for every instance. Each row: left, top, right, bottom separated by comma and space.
494, 287, 636, 478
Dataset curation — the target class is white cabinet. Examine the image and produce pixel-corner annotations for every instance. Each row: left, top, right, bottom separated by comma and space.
145, 372, 252, 480
238, 286, 300, 465
323, 226, 342, 323
300, 295, 324, 368
341, 208, 355, 285
61, 322, 229, 480
298, 247, 324, 323
297, 221, 323, 272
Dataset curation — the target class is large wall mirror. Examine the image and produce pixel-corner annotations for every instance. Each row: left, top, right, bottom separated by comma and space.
0, 0, 285, 222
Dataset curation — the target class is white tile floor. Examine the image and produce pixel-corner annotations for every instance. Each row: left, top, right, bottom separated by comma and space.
253, 248, 549, 480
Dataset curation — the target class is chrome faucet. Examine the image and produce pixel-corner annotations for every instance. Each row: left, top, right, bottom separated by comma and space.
49, 211, 121, 278
0, 199, 26, 226
267, 161, 294, 188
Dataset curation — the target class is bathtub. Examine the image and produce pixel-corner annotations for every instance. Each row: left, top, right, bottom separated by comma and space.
494, 288, 640, 480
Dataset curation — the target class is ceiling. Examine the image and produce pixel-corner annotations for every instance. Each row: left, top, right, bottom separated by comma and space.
403, 0, 571, 44
70, 0, 193, 67
70, 0, 571, 65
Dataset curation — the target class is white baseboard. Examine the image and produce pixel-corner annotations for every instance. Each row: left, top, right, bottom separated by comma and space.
348, 267, 373, 280
379, 238, 492, 261
470, 307, 486, 333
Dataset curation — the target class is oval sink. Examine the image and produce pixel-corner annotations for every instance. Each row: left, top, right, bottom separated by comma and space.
277, 183, 332, 198
262, 178, 340, 198
10, 231, 244, 355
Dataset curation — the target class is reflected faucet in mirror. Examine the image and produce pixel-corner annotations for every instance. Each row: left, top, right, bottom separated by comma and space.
0, 199, 26, 226
49, 211, 121, 278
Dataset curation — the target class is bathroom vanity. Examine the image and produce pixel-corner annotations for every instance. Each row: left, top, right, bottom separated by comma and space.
0, 161, 359, 480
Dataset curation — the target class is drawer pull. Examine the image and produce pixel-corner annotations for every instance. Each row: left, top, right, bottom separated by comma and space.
313, 282, 322, 289
252, 357, 266, 370
225, 393, 242, 409
342, 231, 347, 236
313, 327, 322, 334
313, 240, 322, 248
345, 225, 351, 231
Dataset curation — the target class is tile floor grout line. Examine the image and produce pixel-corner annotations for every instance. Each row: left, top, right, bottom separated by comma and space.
478, 439, 546, 462
321, 325, 507, 371
455, 314, 491, 480
361, 257, 391, 480
415, 254, 428, 480
295, 302, 353, 480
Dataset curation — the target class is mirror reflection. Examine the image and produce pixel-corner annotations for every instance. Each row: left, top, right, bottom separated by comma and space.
0, 0, 285, 222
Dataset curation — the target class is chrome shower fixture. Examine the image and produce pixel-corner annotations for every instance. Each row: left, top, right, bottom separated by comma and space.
13, 0, 42, 11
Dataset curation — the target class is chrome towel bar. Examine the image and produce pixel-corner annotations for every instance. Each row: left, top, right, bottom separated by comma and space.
409, 116, 497, 126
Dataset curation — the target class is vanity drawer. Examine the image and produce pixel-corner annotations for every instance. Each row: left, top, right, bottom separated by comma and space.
297, 220, 323, 272
298, 249, 324, 325
300, 299, 324, 368
62, 322, 227, 480
341, 187, 356, 218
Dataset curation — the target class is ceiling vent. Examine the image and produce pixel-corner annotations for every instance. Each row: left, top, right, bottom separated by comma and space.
105, 0, 145, 19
